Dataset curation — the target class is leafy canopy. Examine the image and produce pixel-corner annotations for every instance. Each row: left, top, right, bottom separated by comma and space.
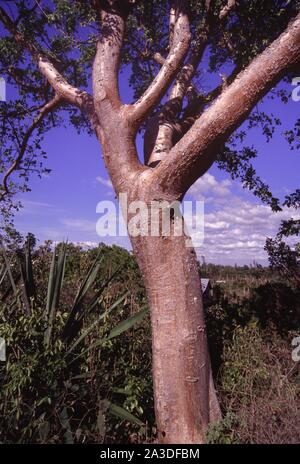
0, 0, 299, 231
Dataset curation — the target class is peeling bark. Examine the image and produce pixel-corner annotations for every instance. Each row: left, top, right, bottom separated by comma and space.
129, 202, 220, 443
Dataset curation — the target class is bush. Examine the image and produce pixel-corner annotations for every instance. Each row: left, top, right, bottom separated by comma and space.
216, 325, 300, 444
0, 241, 154, 443
1, 237, 299, 444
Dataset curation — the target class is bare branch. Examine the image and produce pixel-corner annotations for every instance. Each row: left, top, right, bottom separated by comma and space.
92, 5, 126, 111
169, 3, 177, 48
0, 5, 94, 116
37, 58, 94, 115
168, 65, 242, 144
0, 95, 62, 202
153, 52, 166, 66
205, 0, 212, 12
219, 0, 237, 56
152, 13, 300, 198
219, 0, 237, 21
129, 0, 191, 124
90, 2, 142, 188
144, 51, 206, 166
144, 0, 217, 166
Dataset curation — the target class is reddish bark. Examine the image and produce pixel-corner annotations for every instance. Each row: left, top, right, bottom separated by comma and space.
1, 0, 300, 444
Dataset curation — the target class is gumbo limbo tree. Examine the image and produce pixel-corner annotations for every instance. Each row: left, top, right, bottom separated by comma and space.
0, 0, 300, 443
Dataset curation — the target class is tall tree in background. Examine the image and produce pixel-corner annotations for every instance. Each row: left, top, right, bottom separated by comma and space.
0, 0, 300, 443
265, 189, 300, 285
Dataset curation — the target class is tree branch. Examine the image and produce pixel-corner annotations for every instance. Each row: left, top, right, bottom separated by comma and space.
92, 4, 126, 112
129, 0, 191, 124
168, 65, 242, 145
144, 22, 211, 165
0, 5, 94, 117
144, 0, 216, 166
219, 0, 237, 21
0, 95, 62, 202
153, 12, 300, 198
144, 50, 206, 166
90, 1, 142, 189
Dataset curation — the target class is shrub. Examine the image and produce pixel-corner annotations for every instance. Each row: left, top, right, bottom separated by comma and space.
217, 325, 300, 444
0, 241, 153, 443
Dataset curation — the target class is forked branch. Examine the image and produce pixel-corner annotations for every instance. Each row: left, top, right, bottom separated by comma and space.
93, 4, 127, 111
129, 0, 191, 124
0, 95, 62, 201
0, 5, 94, 116
153, 13, 300, 198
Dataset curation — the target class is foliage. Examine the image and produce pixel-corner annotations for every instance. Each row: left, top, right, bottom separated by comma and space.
216, 325, 300, 444
265, 189, 300, 285
0, 0, 299, 444
206, 412, 239, 444
0, 1, 299, 226
0, 238, 299, 443
0, 239, 152, 443
205, 277, 300, 375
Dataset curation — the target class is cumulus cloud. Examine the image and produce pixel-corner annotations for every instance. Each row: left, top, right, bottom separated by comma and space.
23, 174, 297, 266
67, 241, 98, 249
187, 173, 299, 264
189, 173, 231, 198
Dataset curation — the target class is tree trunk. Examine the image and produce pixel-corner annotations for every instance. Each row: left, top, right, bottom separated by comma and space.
130, 214, 221, 444
95, 101, 222, 443
96, 112, 222, 442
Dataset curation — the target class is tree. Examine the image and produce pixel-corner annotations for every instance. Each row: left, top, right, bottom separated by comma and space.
265, 190, 300, 286
0, 0, 300, 444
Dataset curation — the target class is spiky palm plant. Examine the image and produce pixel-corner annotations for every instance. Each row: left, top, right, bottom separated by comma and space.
0, 240, 149, 443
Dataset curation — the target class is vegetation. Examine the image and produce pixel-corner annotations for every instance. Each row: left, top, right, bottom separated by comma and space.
0, 239, 152, 444
0, 0, 299, 443
0, 237, 299, 443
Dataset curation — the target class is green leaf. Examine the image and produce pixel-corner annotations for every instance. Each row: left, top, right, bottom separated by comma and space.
65, 291, 129, 356
0, 239, 18, 299
44, 243, 67, 348
18, 239, 36, 315
38, 420, 50, 443
70, 306, 148, 364
59, 407, 74, 444
62, 248, 103, 342
106, 307, 148, 341
88, 307, 148, 352
45, 245, 57, 318
105, 400, 144, 427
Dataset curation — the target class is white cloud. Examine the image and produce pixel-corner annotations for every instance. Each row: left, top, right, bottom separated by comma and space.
96, 175, 113, 189
60, 241, 99, 249
189, 173, 231, 198
60, 218, 96, 233
187, 173, 300, 264
19, 200, 66, 215
16, 173, 298, 266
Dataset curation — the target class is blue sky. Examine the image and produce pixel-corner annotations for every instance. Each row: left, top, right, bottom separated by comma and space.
3, 63, 299, 265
